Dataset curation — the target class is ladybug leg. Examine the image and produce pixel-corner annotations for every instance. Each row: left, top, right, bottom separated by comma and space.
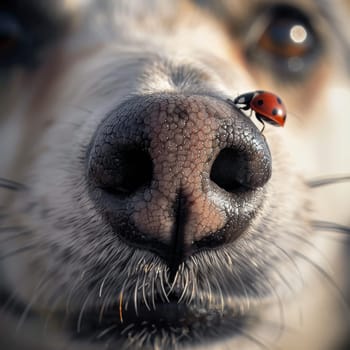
260, 122, 265, 134
256, 115, 265, 133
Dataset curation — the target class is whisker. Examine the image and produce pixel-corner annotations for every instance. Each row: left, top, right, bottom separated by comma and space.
259, 236, 304, 290
98, 266, 114, 298
16, 273, 53, 333
237, 326, 274, 350
0, 244, 37, 260
66, 272, 84, 316
263, 274, 286, 343
141, 270, 151, 311
66, 104, 93, 114
159, 269, 169, 302
0, 178, 27, 191
96, 324, 118, 340
133, 275, 140, 317
43, 295, 63, 335
312, 220, 350, 236
178, 267, 190, 304
77, 290, 94, 333
243, 313, 298, 335
0, 288, 28, 316
294, 251, 350, 314
287, 232, 334, 272
307, 175, 350, 188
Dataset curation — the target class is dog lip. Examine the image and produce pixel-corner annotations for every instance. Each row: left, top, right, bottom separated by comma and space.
104, 301, 217, 326
80, 300, 228, 328
69, 299, 247, 344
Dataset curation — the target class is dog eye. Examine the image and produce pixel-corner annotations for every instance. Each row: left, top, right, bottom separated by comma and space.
0, 12, 23, 66
258, 20, 314, 58
245, 5, 322, 78
0, 5, 63, 71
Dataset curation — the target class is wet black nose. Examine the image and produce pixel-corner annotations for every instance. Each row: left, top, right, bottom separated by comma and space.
87, 94, 271, 271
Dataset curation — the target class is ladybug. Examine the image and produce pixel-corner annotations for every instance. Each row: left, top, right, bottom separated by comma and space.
230, 91, 287, 132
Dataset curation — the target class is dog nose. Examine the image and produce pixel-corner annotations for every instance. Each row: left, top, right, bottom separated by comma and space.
87, 94, 271, 270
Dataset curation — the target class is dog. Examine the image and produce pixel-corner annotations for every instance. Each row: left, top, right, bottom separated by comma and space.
1, 0, 350, 349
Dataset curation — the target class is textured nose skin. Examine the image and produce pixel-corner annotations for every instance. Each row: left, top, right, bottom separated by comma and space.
134, 98, 224, 241
87, 94, 271, 269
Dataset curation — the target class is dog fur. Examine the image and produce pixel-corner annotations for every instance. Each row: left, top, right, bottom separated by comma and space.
1, 1, 350, 349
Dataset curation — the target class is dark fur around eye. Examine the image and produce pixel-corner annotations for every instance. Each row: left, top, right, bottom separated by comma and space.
0, 1, 68, 70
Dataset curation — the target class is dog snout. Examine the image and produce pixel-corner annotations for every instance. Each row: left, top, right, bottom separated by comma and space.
87, 94, 271, 269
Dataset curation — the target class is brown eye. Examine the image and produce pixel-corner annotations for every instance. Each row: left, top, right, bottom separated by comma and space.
258, 20, 315, 58
246, 5, 322, 78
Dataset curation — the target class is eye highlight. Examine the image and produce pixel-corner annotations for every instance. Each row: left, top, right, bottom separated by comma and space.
245, 5, 322, 78
258, 20, 315, 58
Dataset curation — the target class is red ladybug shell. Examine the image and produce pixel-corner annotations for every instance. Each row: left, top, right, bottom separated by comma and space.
250, 92, 286, 127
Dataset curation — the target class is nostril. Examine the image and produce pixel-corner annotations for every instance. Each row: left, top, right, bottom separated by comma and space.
210, 148, 251, 192
89, 148, 153, 197
210, 146, 270, 192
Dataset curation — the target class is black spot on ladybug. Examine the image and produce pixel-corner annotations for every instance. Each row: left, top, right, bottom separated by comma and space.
257, 99, 264, 106
277, 97, 282, 104
272, 108, 278, 116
